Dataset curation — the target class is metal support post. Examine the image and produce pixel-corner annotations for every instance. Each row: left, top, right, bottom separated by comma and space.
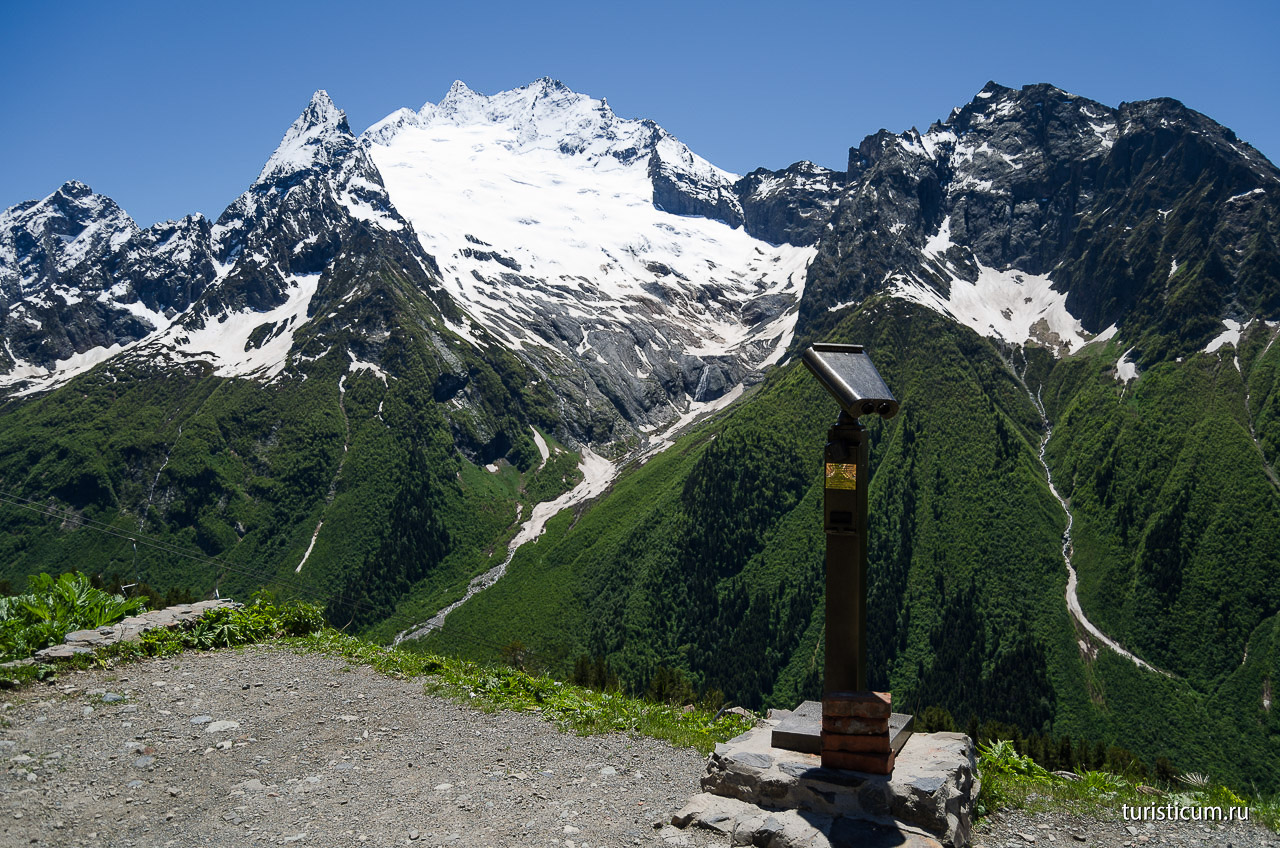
823, 410, 868, 694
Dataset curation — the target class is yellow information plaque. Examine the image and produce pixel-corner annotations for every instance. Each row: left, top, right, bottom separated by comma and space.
825, 462, 857, 490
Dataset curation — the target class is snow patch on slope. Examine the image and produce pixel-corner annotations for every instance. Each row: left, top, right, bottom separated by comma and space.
2, 341, 136, 397
638, 383, 745, 463
156, 272, 321, 379
1088, 324, 1119, 346
530, 426, 551, 469
893, 216, 1090, 355
1115, 348, 1139, 383
348, 350, 389, 384
1204, 319, 1245, 353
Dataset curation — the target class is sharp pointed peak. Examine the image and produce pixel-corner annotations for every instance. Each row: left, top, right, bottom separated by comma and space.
45, 181, 130, 220
255, 90, 355, 186
56, 179, 94, 197
442, 79, 479, 102
295, 89, 349, 134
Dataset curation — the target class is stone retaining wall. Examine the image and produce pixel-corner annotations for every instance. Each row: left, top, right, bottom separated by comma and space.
30, 599, 239, 661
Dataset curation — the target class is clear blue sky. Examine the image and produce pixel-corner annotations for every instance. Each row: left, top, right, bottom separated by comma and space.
2, 0, 1276, 227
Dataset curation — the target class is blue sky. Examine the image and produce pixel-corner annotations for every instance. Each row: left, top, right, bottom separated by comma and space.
2, 0, 1276, 227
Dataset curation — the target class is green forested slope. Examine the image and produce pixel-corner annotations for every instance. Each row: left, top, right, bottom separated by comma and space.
0, 267, 572, 633
430, 300, 1063, 712
1045, 327, 1280, 689
426, 300, 1280, 791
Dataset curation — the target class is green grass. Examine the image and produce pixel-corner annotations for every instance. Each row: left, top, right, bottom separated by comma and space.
1, 596, 757, 755
0, 571, 146, 663
296, 630, 756, 753
976, 738, 1279, 832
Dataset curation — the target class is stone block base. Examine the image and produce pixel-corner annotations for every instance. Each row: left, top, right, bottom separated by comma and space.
673, 792, 943, 848
679, 715, 979, 847
824, 690, 892, 718
822, 748, 896, 773
822, 691, 894, 773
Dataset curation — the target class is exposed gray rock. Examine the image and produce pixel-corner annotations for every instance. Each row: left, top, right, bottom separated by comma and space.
799, 82, 1280, 365
681, 717, 977, 848
673, 791, 944, 848
32, 599, 238, 662
734, 161, 845, 247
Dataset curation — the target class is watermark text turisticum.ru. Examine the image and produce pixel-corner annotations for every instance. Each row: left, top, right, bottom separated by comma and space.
1122, 804, 1250, 822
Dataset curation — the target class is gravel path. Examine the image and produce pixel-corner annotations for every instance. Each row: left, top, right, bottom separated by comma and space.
2, 644, 1275, 847
0, 645, 730, 848
976, 803, 1273, 848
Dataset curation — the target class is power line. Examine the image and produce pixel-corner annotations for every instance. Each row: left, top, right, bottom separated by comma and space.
0, 486, 529, 658
0, 487, 384, 621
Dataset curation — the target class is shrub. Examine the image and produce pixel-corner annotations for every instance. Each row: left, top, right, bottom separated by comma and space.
278, 602, 327, 636
0, 572, 146, 662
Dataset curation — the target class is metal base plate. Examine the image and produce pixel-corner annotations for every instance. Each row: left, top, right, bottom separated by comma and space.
770, 700, 914, 756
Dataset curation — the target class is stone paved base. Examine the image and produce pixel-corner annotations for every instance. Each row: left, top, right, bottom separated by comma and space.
674, 792, 944, 847
673, 715, 979, 848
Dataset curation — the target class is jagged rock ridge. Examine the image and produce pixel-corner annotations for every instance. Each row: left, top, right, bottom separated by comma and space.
0, 80, 846, 450
800, 81, 1280, 365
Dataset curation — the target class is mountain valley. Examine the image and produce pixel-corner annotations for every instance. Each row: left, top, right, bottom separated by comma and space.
0, 77, 1277, 792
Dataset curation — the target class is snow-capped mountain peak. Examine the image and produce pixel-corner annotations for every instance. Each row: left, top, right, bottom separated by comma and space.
0, 180, 138, 298
255, 90, 355, 185
1, 79, 837, 445
406, 77, 640, 164
363, 78, 814, 431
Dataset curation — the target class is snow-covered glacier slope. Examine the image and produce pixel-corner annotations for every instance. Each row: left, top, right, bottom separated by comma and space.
0, 81, 821, 446
365, 79, 816, 428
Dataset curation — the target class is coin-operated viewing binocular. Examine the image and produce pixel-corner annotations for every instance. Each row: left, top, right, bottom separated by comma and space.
802, 343, 897, 538
801, 343, 899, 421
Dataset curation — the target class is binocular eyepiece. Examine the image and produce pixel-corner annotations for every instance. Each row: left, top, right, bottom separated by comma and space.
802, 343, 898, 421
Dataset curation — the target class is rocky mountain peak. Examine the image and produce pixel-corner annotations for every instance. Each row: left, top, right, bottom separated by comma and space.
0, 181, 138, 300
255, 90, 356, 186
418, 77, 620, 150
802, 80, 1280, 365
434, 79, 482, 117
37, 180, 134, 225
55, 179, 94, 199
733, 161, 845, 247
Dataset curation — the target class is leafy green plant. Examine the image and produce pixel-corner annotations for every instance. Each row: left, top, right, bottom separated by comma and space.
137, 627, 185, 657
979, 739, 1053, 780
0, 572, 146, 662
186, 607, 262, 649
1078, 770, 1127, 795
1202, 783, 1248, 809
278, 602, 326, 636
975, 738, 1278, 833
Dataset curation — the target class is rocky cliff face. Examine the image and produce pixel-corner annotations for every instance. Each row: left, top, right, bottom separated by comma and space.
1, 181, 143, 370
734, 160, 844, 247
799, 82, 1280, 364
0, 90, 541, 466
0, 81, 839, 450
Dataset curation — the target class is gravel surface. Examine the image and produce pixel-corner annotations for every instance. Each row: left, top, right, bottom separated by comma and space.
976, 804, 1274, 848
2, 644, 1275, 847
0, 645, 731, 847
